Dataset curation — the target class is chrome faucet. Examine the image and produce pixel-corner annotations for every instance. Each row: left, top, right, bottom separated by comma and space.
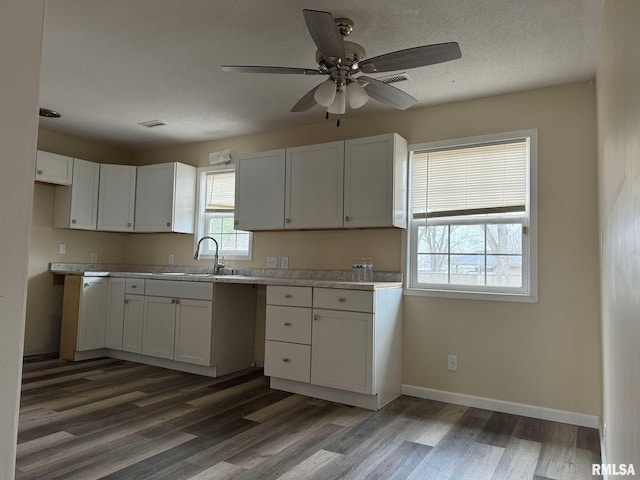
194, 236, 225, 274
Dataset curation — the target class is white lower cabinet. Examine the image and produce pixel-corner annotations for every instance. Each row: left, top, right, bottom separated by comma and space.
174, 299, 213, 366
142, 296, 176, 359
265, 285, 402, 410
310, 309, 373, 395
123, 293, 144, 353
77, 277, 108, 351
105, 278, 125, 349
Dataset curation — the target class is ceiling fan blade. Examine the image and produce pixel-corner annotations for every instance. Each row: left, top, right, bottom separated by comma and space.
291, 84, 321, 112
221, 65, 321, 75
359, 42, 461, 73
357, 76, 416, 110
303, 9, 345, 64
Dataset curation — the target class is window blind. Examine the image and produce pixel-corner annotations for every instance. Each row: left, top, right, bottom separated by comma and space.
412, 140, 527, 219
205, 171, 235, 211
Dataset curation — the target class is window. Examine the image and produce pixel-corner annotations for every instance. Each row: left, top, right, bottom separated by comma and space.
405, 130, 537, 302
195, 166, 252, 260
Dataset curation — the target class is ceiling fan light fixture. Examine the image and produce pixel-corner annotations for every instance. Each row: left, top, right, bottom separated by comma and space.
347, 81, 369, 109
327, 86, 346, 114
314, 79, 337, 106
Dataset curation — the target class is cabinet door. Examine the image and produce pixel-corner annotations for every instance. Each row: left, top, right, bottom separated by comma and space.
235, 150, 286, 230
311, 308, 373, 394
134, 163, 175, 232
98, 164, 136, 231
77, 277, 108, 351
123, 294, 144, 353
285, 141, 344, 229
105, 278, 125, 349
53, 158, 99, 230
174, 299, 213, 366
35, 150, 73, 185
142, 296, 176, 359
344, 134, 395, 228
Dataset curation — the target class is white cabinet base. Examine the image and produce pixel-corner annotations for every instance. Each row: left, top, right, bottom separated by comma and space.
269, 377, 395, 411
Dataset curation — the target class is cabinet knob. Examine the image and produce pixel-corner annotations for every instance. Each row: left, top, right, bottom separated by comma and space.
71, 219, 77, 224
37, 170, 43, 175
166, 222, 171, 227
171, 298, 176, 304
345, 215, 350, 222
127, 222, 132, 227
285, 218, 290, 224
234, 220, 238, 226
284, 294, 292, 299
131, 285, 137, 289
314, 314, 319, 321
284, 322, 291, 326
282, 358, 290, 363
175, 299, 180, 304
338, 297, 346, 302
83, 283, 89, 288
124, 299, 129, 304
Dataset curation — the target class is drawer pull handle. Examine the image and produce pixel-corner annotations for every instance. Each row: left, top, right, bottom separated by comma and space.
84, 283, 89, 288
345, 215, 350, 222
131, 285, 137, 289
175, 299, 180, 304
284, 294, 292, 299
171, 299, 176, 304
282, 358, 290, 363
166, 222, 171, 227
338, 297, 346, 302
124, 299, 129, 304
284, 322, 291, 326
37, 169, 43, 175
71, 219, 77, 224
127, 222, 132, 227
314, 314, 318, 321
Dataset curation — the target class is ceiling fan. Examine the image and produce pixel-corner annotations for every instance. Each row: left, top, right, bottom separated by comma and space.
222, 9, 461, 116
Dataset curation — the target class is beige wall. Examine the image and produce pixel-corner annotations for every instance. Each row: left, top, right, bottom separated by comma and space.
596, 0, 640, 466
0, 1, 44, 476
129, 81, 602, 416
25, 129, 132, 355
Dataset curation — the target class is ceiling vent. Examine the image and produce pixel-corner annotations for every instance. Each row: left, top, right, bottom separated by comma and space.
137, 119, 167, 128
377, 72, 412, 84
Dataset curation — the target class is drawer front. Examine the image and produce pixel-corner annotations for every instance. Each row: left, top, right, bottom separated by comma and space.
125, 278, 145, 294
145, 280, 213, 300
266, 306, 312, 344
266, 286, 312, 307
264, 340, 310, 383
313, 288, 374, 313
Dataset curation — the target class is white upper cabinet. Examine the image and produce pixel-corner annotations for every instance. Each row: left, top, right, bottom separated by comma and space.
235, 149, 286, 230
344, 133, 407, 228
98, 164, 136, 232
35, 150, 73, 185
285, 141, 344, 229
54, 158, 100, 230
134, 162, 196, 233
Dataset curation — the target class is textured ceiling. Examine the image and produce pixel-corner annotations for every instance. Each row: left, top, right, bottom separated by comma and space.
38, 0, 603, 151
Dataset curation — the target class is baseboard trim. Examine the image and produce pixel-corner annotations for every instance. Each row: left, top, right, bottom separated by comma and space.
402, 384, 599, 428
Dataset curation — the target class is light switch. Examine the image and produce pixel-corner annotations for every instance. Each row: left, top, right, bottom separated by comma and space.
90, 253, 98, 263
58, 243, 66, 255
280, 256, 289, 269
267, 256, 277, 268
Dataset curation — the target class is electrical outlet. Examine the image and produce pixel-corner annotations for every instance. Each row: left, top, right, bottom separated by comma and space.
58, 243, 66, 255
90, 253, 98, 263
280, 256, 289, 269
447, 354, 458, 372
168, 254, 174, 265
267, 256, 278, 268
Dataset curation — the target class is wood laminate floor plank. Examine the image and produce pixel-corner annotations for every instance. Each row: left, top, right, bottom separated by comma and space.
16, 358, 601, 480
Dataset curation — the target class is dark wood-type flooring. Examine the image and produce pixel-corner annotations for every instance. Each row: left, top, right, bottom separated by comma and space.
16, 357, 601, 480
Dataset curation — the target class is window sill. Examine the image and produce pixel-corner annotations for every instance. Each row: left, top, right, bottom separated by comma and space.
403, 286, 537, 303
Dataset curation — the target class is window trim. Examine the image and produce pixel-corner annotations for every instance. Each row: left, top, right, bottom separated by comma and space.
403, 129, 538, 303
194, 165, 253, 261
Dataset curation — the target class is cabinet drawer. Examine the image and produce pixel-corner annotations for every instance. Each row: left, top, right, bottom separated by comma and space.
265, 340, 310, 383
266, 306, 312, 344
145, 280, 213, 300
266, 286, 312, 307
125, 278, 145, 294
313, 288, 374, 313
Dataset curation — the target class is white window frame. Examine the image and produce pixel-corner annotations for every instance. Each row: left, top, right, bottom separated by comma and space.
194, 165, 253, 261
403, 129, 538, 303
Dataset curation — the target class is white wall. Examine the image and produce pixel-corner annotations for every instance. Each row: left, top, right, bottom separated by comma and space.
0, 0, 45, 477
596, 0, 640, 467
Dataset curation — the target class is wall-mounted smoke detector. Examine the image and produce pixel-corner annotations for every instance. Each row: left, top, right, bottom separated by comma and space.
377, 72, 412, 84
137, 119, 167, 128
